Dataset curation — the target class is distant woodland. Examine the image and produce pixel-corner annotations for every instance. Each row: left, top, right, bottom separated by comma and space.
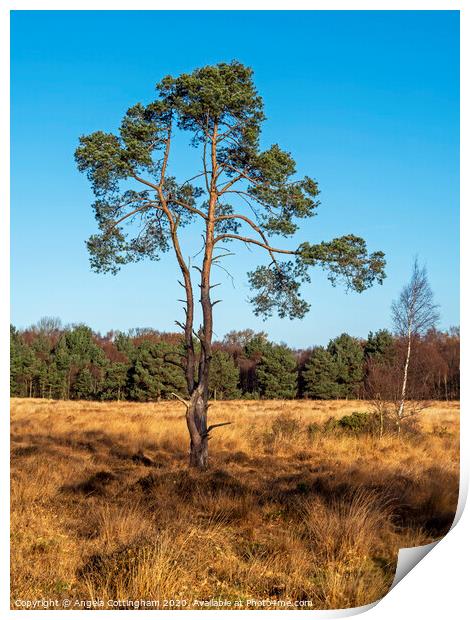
10, 319, 459, 402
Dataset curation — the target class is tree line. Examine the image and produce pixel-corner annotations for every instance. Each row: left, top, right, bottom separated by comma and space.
10, 318, 460, 402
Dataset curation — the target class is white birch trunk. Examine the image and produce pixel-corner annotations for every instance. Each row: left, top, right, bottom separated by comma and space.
397, 328, 412, 431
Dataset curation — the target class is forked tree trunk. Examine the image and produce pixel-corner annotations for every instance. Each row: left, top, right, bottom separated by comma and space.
187, 389, 209, 469
182, 357, 232, 469
176, 121, 228, 470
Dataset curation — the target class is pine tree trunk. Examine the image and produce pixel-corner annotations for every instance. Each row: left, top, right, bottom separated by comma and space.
181, 122, 219, 469
186, 387, 209, 469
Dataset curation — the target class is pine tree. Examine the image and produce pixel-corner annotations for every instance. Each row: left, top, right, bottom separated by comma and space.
10, 331, 37, 398
364, 329, 394, 361
327, 333, 364, 398
240, 332, 270, 396
72, 367, 95, 400
65, 325, 107, 399
10, 326, 25, 397
257, 343, 297, 399
302, 347, 339, 399
114, 332, 136, 359
75, 60, 386, 468
209, 350, 240, 399
51, 336, 72, 399
31, 333, 54, 398
128, 341, 186, 401
101, 362, 129, 401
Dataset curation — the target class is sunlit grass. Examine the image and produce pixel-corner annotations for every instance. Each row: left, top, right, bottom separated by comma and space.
10, 398, 459, 610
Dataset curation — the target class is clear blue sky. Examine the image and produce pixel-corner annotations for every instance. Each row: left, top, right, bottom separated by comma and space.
11, 10, 459, 348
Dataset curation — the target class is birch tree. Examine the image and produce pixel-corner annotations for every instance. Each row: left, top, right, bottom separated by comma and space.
75, 61, 386, 469
391, 259, 439, 431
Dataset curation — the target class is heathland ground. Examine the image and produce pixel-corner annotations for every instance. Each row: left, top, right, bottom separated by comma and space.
10, 399, 459, 610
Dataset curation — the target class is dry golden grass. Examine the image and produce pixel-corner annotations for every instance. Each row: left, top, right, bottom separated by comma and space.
10, 398, 459, 610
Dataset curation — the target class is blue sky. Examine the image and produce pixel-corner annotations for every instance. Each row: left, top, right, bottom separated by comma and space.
11, 10, 459, 348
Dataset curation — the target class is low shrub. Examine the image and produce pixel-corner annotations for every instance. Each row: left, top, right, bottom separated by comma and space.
323, 416, 339, 433
262, 413, 302, 450
337, 411, 376, 434
306, 422, 322, 438
270, 414, 302, 439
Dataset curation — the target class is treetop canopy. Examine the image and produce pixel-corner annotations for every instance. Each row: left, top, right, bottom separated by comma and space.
75, 60, 386, 320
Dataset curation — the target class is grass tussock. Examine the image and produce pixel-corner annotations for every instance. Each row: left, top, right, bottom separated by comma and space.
10, 398, 459, 610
